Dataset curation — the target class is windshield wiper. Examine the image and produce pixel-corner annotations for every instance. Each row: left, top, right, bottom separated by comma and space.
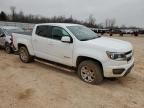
80, 38, 91, 41
80, 36, 101, 41
81, 35, 101, 41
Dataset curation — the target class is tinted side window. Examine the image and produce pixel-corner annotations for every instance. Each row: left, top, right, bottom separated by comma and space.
36, 26, 52, 38
52, 27, 69, 40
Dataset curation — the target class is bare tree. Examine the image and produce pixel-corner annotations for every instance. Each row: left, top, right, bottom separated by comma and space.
105, 19, 109, 28
19, 10, 24, 17
0, 11, 8, 21
88, 14, 96, 27
10, 6, 16, 21
105, 18, 116, 29
110, 18, 116, 28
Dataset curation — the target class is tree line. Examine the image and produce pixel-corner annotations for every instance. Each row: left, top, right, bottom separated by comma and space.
0, 6, 139, 30
0, 6, 118, 28
0, 6, 98, 28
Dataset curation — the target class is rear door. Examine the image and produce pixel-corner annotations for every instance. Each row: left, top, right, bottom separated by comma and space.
32, 25, 54, 60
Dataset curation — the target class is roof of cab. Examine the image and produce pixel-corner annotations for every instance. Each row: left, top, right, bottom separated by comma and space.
36, 23, 81, 27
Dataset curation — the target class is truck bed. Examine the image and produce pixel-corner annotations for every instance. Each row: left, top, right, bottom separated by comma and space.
13, 31, 32, 36
12, 32, 33, 52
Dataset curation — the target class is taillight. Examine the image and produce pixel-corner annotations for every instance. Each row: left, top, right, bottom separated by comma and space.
10, 35, 13, 44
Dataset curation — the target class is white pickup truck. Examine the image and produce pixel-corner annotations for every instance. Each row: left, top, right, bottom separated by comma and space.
12, 23, 134, 84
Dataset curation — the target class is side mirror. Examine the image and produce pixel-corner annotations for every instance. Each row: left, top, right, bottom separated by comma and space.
61, 36, 71, 43
0, 33, 5, 37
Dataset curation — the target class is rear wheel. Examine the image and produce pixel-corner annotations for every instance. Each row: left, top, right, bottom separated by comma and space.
77, 60, 103, 84
19, 46, 33, 63
5, 43, 13, 54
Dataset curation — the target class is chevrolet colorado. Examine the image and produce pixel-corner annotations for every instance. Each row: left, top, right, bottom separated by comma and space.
12, 23, 134, 84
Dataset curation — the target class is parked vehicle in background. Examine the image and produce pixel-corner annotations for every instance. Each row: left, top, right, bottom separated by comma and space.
91, 28, 110, 35
12, 23, 134, 84
139, 29, 144, 34
0, 26, 25, 53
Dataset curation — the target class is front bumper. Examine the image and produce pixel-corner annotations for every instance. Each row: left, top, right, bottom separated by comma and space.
103, 58, 134, 77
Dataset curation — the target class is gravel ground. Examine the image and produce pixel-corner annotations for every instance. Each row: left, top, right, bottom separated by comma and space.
0, 36, 144, 108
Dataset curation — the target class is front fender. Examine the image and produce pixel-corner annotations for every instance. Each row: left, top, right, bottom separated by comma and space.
73, 47, 108, 67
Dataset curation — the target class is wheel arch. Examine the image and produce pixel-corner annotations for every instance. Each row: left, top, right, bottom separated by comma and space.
18, 43, 28, 50
18, 43, 34, 63
18, 43, 34, 55
76, 56, 104, 76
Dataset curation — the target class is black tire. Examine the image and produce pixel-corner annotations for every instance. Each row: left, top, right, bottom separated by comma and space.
5, 43, 13, 54
77, 60, 103, 84
19, 46, 34, 63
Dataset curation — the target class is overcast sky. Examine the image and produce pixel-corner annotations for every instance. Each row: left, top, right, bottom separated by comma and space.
0, 0, 144, 27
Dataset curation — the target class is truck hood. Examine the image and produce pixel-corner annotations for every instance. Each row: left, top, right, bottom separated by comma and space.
84, 37, 133, 52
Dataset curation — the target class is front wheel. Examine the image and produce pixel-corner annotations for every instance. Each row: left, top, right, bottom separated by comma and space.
19, 46, 34, 63
77, 60, 103, 84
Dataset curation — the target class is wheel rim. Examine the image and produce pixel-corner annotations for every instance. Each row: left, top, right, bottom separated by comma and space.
81, 65, 95, 82
20, 48, 28, 61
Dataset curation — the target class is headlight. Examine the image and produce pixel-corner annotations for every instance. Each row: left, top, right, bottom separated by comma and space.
106, 51, 126, 61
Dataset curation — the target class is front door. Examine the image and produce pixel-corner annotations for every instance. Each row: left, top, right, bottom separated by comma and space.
50, 26, 74, 66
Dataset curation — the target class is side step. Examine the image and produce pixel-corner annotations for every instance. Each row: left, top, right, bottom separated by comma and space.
35, 59, 76, 73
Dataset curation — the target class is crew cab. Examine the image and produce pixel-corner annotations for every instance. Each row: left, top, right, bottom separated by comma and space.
12, 23, 134, 84
0, 26, 25, 53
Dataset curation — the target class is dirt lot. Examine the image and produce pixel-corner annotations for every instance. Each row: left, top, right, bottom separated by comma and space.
0, 36, 144, 108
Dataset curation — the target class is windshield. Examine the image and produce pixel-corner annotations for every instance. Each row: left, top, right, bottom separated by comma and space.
67, 25, 98, 41
3, 28, 25, 35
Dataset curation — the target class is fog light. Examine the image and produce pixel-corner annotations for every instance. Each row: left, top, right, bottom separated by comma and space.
113, 69, 125, 74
